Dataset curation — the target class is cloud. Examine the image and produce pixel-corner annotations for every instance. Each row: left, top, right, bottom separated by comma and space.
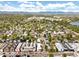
20, 3, 35, 8
44, 2, 79, 12
0, 1, 79, 12
0, 3, 18, 11
17, 1, 34, 4
45, 2, 75, 9
19, 1, 46, 12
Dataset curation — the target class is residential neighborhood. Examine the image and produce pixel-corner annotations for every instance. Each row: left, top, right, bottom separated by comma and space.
0, 14, 79, 57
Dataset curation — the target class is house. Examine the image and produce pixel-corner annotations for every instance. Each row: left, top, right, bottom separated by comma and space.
3, 43, 18, 52
0, 43, 6, 52
70, 43, 79, 52
21, 42, 35, 52
55, 42, 75, 52
55, 43, 64, 51
37, 38, 40, 43
15, 43, 23, 52
1, 43, 8, 52
37, 43, 42, 51
64, 42, 74, 51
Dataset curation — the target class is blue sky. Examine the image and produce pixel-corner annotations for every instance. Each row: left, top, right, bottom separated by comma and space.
0, 1, 79, 12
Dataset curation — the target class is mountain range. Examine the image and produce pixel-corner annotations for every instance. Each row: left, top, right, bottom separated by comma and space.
0, 11, 78, 15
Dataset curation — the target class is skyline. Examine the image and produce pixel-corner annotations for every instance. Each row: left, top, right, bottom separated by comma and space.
0, 1, 79, 12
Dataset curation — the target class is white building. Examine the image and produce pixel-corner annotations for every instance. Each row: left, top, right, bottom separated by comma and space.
21, 42, 35, 52
37, 43, 42, 51
69, 43, 79, 51
55, 43, 64, 51
15, 43, 23, 52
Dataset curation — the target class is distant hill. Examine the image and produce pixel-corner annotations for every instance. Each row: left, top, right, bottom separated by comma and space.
0, 11, 78, 15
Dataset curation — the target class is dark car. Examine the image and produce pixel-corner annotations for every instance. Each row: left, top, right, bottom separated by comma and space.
15, 55, 21, 57
2, 55, 6, 57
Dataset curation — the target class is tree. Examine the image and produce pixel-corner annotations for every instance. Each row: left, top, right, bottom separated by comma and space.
62, 53, 67, 57
45, 45, 48, 51
66, 33, 73, 41
48, 49, 54, 57
56, 47, 58, 52
48, 33, 52, 42
1, 34, 8, 40
10, 33, 18, 40
49, 53, 54, 57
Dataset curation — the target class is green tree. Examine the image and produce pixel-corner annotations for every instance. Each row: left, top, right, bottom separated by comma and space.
1, 34, 8, 40
62, 53, 67, 57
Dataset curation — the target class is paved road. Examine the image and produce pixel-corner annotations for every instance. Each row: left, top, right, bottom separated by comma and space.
0, 51, 79, 57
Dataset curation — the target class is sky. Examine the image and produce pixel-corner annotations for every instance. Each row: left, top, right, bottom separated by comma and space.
0, 1, 79, 12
